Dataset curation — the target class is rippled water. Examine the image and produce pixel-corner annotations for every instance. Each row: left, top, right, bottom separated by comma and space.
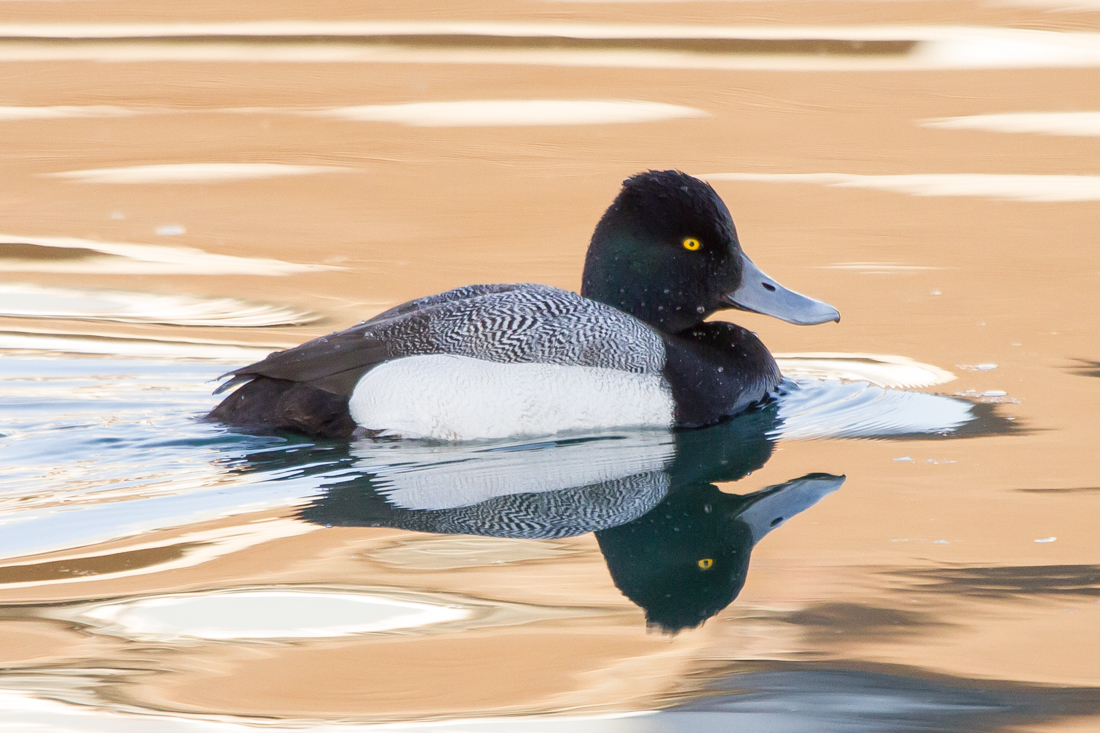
0, 355, 999, 561
1, 1, 1099, 730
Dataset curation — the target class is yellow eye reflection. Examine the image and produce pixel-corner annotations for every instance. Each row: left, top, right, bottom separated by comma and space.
682, 238, 701, 251
697, 558, 714, 570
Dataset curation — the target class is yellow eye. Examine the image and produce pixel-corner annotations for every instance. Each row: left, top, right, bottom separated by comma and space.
682, 238, 701, 251
697, 558, 713, 570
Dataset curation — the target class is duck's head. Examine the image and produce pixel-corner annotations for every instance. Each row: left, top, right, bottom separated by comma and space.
582, 170, 840, 333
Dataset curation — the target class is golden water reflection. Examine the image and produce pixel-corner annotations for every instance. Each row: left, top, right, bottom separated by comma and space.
0, 0, 1098, 730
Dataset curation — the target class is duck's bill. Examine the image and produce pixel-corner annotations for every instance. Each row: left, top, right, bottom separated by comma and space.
724, 254, 840, 325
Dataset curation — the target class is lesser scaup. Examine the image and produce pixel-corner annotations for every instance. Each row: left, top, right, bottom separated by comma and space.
208, 170, 839, 440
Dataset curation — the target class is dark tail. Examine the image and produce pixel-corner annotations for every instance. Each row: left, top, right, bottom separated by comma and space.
206, 377, 357, 438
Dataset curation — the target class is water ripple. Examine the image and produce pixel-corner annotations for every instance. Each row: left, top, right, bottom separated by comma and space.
0, 356, 1012, 564
708, 172, 1100, 203
0, 283, 317, 327
0, 234, 337, 275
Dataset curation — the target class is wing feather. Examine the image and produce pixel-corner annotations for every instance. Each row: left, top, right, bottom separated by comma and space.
214, 284, 664, 398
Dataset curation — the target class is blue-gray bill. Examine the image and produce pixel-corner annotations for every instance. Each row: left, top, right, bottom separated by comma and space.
725, 254, 841, 325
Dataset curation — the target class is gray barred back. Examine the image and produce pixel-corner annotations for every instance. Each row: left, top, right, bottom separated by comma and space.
388, 284, 665, 373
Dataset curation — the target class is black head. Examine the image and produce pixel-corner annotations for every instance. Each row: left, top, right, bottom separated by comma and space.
582, 170, 839, 333
582, 170, 740, 332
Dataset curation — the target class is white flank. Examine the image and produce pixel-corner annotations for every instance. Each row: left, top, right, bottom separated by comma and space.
707, 172, 1100, 202
349, 354, 674, 441
924, 111, 1100, 137
319, 99, 706, 126
47, 162, 342, 184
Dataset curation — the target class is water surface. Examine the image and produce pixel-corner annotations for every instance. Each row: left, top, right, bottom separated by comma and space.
0, 0, 1098, 730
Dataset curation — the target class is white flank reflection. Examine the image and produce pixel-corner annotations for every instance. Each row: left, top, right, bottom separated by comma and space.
355, 432, 675, 511
48, 162, 342, 184
80, 589, 469, 640
924, 111, 1100, 136
707, 172, 1100, 202
319, 99, 706, 126
0, 283, 316, 327
0, 233, 335, 275
0, 105, 136, 120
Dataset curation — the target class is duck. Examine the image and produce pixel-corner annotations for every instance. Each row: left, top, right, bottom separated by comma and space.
207, 170, 839, 440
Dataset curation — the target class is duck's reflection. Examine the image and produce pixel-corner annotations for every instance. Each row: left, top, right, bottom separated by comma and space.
597, 475, 841, 632
297, 405, 843, 633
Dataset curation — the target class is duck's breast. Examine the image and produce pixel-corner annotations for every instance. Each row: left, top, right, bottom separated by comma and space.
662, 323, 782, 427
